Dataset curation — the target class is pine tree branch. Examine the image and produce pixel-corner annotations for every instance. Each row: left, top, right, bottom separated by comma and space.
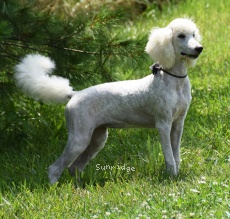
0, 45, 19, 61
2, 35, 142, 60
1, 41, 48, 53
3, 37, 98, 54
43, 43, 98, 54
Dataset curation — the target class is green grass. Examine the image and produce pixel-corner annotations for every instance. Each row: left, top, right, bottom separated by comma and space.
0, 0, 229, 218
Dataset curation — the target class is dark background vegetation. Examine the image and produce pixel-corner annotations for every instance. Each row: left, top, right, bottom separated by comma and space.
1, 0, 169, 148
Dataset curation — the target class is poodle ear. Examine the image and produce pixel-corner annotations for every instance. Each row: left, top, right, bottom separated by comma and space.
145, 27, 175, 69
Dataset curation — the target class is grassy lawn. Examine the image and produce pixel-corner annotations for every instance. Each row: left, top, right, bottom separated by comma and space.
0, 0, 229, 218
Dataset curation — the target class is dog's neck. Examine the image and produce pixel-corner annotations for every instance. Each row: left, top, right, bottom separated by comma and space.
166, 59, 188, 78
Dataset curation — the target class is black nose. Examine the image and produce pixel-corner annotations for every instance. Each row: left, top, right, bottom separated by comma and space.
195, 46, 203, 53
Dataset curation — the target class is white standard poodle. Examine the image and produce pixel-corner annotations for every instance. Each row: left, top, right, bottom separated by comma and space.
15, 18, 203, 184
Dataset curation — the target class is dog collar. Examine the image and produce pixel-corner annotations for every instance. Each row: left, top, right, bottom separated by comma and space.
150, 63, 187, 78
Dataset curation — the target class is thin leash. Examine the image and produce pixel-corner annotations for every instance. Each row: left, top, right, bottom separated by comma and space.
150, 63, 187, 78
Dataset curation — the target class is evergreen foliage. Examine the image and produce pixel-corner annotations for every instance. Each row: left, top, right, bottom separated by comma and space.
0, 0, 146, 147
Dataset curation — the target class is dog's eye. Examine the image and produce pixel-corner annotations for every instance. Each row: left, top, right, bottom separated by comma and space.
178, 34, 186, 39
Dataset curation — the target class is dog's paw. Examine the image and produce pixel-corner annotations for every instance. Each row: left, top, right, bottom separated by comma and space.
48, 165, 61, 184
165, 162, 178, 176
68, 165, 76, 177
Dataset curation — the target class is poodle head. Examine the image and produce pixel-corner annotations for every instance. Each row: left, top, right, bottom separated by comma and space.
145, 18, 203, 69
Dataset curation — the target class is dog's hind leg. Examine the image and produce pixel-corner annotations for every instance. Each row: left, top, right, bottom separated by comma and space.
48, 131, 92, 184
68, 126, 108, 176
48, 103, 96, 184
48, 95, 108, 184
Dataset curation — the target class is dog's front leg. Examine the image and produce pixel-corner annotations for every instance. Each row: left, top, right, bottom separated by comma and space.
156, 122, 177, 176
170, 118, 185, 174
